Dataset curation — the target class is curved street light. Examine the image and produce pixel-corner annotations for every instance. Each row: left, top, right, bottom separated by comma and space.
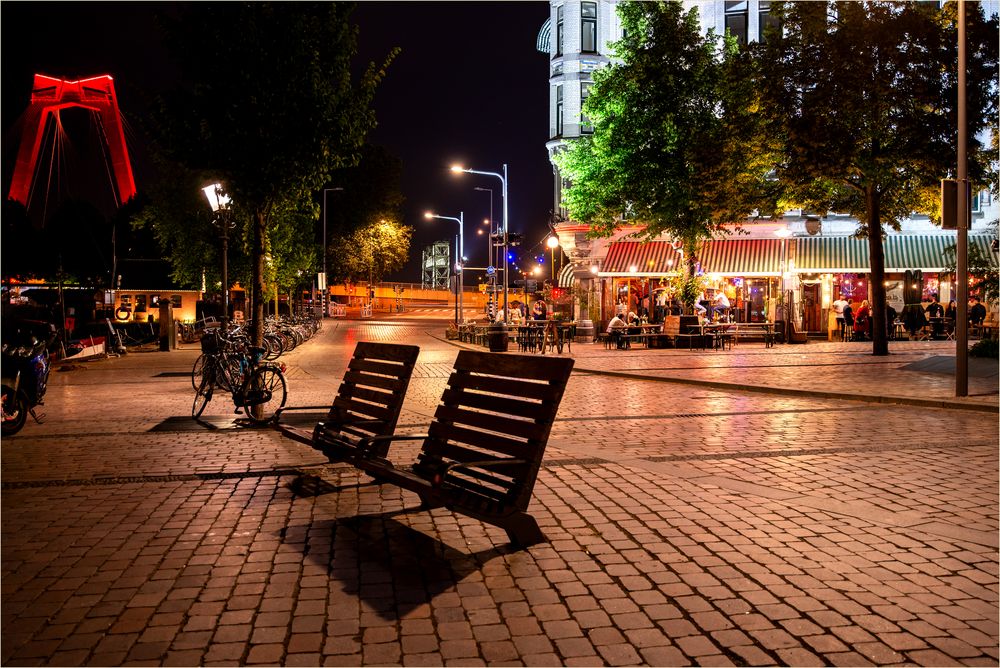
451, 164, 509, 324
425, 211, 464, 325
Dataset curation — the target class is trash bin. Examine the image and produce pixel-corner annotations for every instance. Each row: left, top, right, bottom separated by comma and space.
487, 322, 509, 352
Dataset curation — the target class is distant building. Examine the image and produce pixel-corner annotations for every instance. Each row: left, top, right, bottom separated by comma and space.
537, 0, 998, 334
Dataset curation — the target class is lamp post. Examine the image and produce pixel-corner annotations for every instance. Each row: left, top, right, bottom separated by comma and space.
425, 211, 464, 325
321, 187, 343, 317
452, 164, 508, 324
473, 187, 494, 266
774, 227, 792, 324
547, 236, 560, 284
202, 183, 232, 330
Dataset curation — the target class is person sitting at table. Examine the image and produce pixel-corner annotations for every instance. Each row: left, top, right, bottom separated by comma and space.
531, 299, 547, 321
714, 290, 731, 322
970, 296, 987, 326
925, 294, 944, 338
606, 313, 627, 349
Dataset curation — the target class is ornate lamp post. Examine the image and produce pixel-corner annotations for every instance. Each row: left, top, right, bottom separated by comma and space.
202, 183, 232, 330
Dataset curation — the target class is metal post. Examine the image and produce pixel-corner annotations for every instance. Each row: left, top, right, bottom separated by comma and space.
322, 187, 343, 317
458, 211, 464, 325
221, 218, 229, 330
956, 0, 968, 396
454, 233, 459, 326
502, 163, 509, 325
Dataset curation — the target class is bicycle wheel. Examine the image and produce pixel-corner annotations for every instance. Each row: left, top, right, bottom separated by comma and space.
192, 371, 214, 419
241, 366, 287, 425
191, 354, 207, 391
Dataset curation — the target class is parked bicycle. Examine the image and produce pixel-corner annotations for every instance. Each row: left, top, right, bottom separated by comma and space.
192, 328, 287, 424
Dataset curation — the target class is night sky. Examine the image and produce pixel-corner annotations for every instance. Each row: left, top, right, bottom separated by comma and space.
2, 1, 555, 284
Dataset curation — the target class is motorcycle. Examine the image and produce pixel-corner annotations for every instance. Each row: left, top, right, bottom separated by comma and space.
2, 320, 57, 436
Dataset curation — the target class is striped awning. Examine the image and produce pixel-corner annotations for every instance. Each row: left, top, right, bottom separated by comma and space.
795, 234, 998, 273
794, 236, 869, 272
556, 261, 580, 287
599, 241, 682, 276
697, 238, 783, 276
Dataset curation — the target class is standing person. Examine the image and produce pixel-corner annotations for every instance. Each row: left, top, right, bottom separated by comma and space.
853, 299, 871, 341
531, 299, 547, 321
842, 300, 854, 341
655, 290, 667, 323
832, 294, 849, 338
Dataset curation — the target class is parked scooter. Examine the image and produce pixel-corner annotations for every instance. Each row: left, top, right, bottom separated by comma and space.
2, 320, 57, 436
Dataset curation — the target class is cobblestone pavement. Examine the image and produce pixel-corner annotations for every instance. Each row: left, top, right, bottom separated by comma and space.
2, 318, 997, 666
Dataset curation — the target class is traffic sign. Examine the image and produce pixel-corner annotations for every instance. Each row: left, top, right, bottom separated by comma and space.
486, 266, 496, 276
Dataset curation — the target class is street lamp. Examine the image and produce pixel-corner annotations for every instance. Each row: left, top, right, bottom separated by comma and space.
321, 187, 343, 317
425, 211, 464, 325
451, 164, 509, 324
547, 236, 560, 284
202, 183, 232, 330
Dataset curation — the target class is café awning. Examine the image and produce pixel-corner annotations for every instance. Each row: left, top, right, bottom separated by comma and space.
794, 236, 869, 273
698, 238, 784, 276
599, 241, 682, 276
795, 233, 998, 273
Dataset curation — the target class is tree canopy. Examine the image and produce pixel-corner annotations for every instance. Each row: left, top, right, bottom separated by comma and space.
151, 2, 395, 340
757, 0, 998, 355
327, 217, 413, 285
553, 1, 779, 265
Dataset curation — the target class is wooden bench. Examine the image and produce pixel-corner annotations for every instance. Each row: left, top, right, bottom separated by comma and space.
273, 342, 419, 461
350, 351, 575, 547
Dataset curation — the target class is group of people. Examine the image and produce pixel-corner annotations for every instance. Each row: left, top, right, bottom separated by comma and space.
832, 293, 989, 341
605, 310, 647, 349
495, 299, 547, 325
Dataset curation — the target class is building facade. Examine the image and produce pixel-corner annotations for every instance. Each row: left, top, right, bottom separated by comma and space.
537, 0, 998, 335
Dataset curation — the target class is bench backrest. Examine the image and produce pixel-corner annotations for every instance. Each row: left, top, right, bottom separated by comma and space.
412, 351, 574, 515
327, 342, 419, 442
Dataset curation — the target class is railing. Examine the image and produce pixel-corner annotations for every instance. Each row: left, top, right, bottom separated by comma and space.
360, 303, 373, 319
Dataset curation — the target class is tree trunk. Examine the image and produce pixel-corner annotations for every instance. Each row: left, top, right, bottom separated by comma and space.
866, 188, 889, 356
252, 210, 266, 349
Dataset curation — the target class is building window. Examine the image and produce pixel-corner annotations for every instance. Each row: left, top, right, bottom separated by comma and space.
555, 5, 564, 57
758, 1, 780, 42
582, 2, 598, 53
580, 82, 593, 134
725, 0, 748, 46
171, 294, 183, 307
555, 85, 563, 137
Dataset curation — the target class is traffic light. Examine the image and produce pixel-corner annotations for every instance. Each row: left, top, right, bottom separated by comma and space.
507, 232, 523, 247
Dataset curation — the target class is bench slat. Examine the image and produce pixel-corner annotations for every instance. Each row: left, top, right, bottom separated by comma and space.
434, 404, 547, 441
349, 358, 416, 379
331, 396, 392, 422
451, 350, 573, 382
439, 387, 549, 421
341, 369, 410, 392
335, 384, 395, 408
425, 422, 538, 460
446, 373, 563, 402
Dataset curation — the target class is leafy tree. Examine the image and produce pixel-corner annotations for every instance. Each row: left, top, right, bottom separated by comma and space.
757, 1, 998, 355
322, 144, 406, 266
327, 217, 413, 285
553, 1, 779, 293
152, 2, 395, 343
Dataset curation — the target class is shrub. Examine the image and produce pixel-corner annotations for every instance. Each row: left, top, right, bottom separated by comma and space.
969, 338, 999, 359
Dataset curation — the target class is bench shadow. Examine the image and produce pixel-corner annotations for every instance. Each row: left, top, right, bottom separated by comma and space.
292, 511, 513, 621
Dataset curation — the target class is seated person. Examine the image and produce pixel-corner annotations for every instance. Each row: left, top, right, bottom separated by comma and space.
925, 294, 945, 338
885, 302, 898, 339
714, 290, 731, 322
970, 296, 987, 326
606, 313, 627, 348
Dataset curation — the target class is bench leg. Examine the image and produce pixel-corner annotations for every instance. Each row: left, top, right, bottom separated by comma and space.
501, 512, 547, 547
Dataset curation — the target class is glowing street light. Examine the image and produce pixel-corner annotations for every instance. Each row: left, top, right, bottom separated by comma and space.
451, 163, 510, 323
202, 183, 232, 329
425, 210, 464, 325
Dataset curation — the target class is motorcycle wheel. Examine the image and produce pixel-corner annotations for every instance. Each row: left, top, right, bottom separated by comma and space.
1, 384, 28, 436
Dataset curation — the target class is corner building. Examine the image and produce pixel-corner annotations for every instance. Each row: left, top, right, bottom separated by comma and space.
536, 0, 998, 338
